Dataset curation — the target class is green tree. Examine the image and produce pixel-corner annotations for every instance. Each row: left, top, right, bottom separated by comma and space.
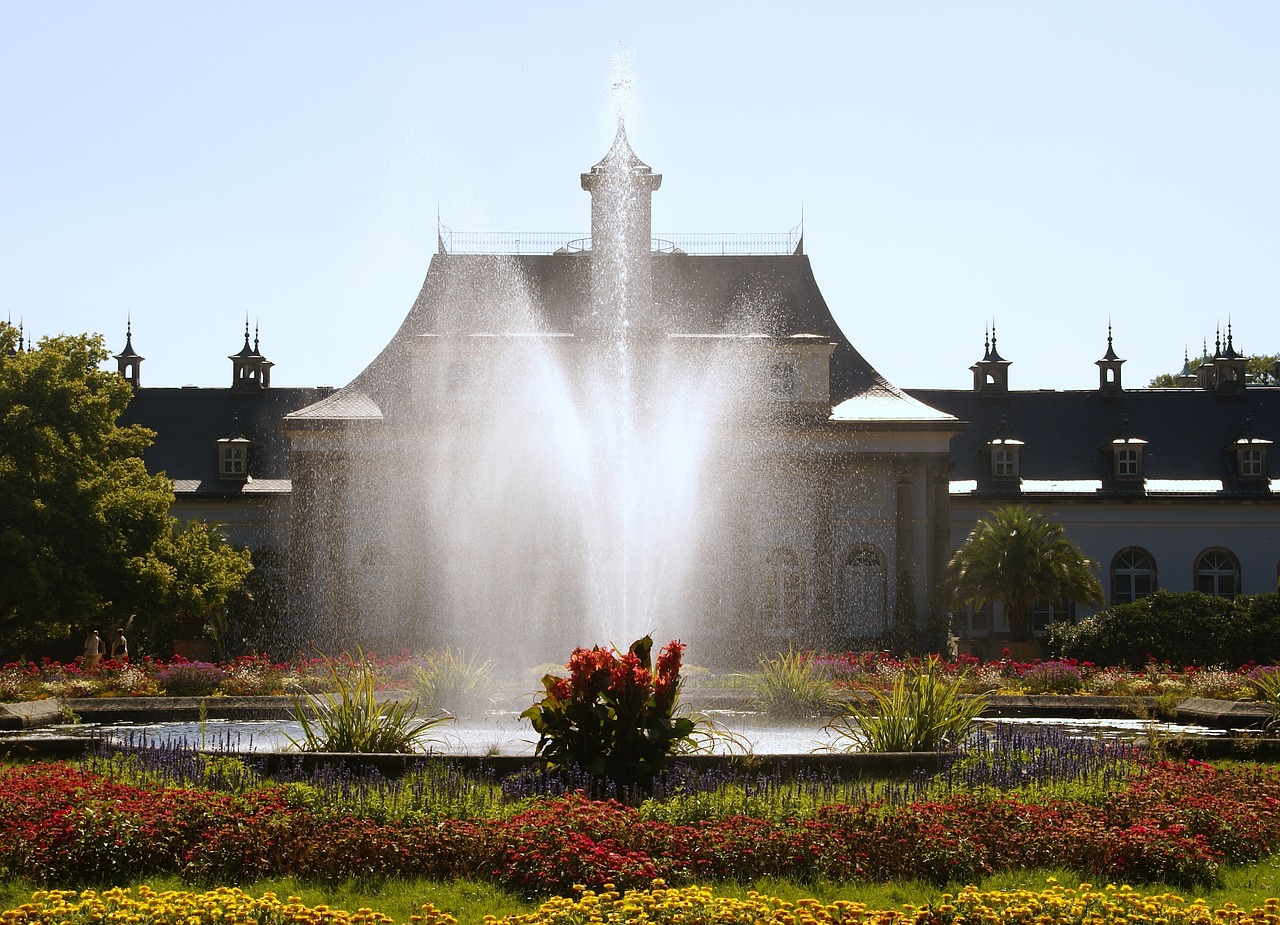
942, 505, 1104, 641
0, 325, 250, 656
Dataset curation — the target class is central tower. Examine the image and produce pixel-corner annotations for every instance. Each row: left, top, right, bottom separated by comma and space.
580, 120, 662, 334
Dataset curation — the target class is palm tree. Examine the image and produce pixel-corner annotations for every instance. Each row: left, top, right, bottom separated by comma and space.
943, 505, 1104, 641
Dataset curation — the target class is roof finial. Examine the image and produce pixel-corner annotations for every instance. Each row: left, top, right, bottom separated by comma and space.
253, 321, 260, 353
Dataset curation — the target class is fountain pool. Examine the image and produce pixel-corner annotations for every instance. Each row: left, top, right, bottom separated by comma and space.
6, 713, 1234, 757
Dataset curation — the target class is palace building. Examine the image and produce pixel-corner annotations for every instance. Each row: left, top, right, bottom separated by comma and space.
106, 130, 1279, 660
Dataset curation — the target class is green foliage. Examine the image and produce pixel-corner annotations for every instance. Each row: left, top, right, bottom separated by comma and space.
828, 656, 988, 752
0, 325, 251, 657
740, 648, 840, 720
1049, 591, 1280, 668
408, 649, 499, 718
289, 649, 451, 753
521, 636, 696, 789
943, 505, 1104, 640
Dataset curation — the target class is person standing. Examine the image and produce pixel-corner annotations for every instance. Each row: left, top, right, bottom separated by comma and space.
110, 628, 128, 662
83, 629, 103, 671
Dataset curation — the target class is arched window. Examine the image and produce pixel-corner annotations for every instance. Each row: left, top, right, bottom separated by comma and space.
1195, 548, 1240, 598
1111, 547, 1156, 604
759, 546, 804, 636
840, 545, 886, 637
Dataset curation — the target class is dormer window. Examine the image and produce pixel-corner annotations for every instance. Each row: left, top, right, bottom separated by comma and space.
986, 437, 1023, 479
1110, 437, 1147, 481
217, 436, 254, 481
1234, 437, 1270, 480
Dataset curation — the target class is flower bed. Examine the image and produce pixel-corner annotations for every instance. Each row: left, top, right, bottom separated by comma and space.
2, 652, 1273, 704
1, 760, 1278, 892
5, 882, 1280, 925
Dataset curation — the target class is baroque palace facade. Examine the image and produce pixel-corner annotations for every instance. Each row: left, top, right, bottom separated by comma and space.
104, 132, 1278, 659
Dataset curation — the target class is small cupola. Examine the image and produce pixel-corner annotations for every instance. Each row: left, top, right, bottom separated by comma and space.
6, 320, 26, 357
1095, 324, 1124, 397
1230, 416, 1270, 482
1215, 323, 1248, 395
1107, 417, 1147, 481
1197, 336, 1219, 389
984, 417, 1023, 482
230, 321, 273, 394
970, 325, 1011, 396
1176, 347, 1198, 388
216, 415, 256, 481
113, 320, 144, 389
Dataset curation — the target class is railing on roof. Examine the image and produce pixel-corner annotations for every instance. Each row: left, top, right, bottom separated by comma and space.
439, 230, 801, 256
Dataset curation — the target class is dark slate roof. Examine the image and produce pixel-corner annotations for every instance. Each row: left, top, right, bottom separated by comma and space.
290, 251, 944, 423
119, 386, 331, 496
906, 386, 1280, 498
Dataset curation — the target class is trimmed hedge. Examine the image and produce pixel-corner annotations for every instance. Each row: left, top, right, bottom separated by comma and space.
1048, 591, 1280, 668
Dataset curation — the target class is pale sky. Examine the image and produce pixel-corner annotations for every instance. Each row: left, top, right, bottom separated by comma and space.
2, 2, 1276, 392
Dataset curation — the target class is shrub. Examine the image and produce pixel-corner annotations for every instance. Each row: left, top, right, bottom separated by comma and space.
521, 636, 695, 791
1049, 591, 1280, 668
154, 660, 225, 696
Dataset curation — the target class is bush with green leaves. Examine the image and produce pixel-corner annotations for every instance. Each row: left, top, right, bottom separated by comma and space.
289, 650, 450, 753
828, 656, 988, 752
521, 636, 696, 790
1049, 591, 1280, 668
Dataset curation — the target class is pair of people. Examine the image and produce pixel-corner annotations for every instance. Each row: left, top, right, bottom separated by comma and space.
82, 628, 128, 670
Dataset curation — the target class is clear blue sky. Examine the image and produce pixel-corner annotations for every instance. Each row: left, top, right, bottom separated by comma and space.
2, 2, 1276, 391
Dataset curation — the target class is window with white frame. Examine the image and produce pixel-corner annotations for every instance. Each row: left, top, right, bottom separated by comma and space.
1196, 549, 1240, 598
1030, 599, 1074, 636
1241, 447, 1264, 478
992, 448, 1017, 478
1116, 448, 1140, 477
1111, 547, 1156, 604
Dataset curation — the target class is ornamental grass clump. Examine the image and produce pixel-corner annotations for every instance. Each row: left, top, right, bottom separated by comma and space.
408, 648, 499, 718
289, 649, 450, 754
1248, 665, 1280, 730
740, 648, 841, 720
829, 655, 988, 752
522, 636, 696, 791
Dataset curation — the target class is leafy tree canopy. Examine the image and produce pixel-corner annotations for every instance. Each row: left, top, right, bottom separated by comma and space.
943, 505, 1103, 640
0, 325, 251, 657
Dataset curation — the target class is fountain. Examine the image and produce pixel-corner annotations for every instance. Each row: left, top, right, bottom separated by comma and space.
283, 115, 811, 674
278, 62, 963, 677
